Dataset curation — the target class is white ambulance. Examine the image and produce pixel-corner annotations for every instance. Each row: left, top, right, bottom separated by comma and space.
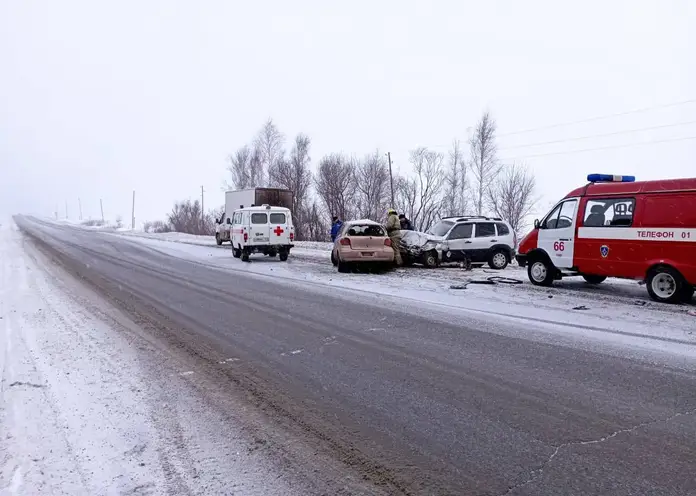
230, 205, 294, 262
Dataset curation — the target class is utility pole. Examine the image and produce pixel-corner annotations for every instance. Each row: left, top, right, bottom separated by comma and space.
78, 198, 83, 221
201, 185, 205, 232
100, 199, 104, 223
55, 204, 58, 220
65, 200, 68, 219
386, 152, 395, 207
131, 190, 136, 230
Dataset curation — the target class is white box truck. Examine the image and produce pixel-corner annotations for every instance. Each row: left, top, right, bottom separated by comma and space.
215, 188, 293, 245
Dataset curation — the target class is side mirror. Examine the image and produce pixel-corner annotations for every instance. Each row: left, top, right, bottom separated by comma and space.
534, 219, 540, 229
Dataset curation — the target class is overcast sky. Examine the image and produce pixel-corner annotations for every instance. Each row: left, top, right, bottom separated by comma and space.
2, 0, 694, 224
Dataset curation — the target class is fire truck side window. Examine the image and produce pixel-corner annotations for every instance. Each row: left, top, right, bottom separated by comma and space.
543, 199, 577, 229
584, 198, 635, 227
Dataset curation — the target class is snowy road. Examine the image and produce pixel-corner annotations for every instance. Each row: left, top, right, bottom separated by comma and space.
7, 217, 696, 495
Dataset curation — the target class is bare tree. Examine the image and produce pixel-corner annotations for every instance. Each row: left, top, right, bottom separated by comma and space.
314, 153, 356, 222
268, 133, 313, 239
301, 200, 329, 241
353, 150, 390, 220
394, 174, 418, 224
167, 199, 216, 235
442, 139, 470, 216
226, 145, 252, 189
470, 112, 500, 215
408, 147, 446, 231
487, 163, 537, 238
253, 118, 284, 185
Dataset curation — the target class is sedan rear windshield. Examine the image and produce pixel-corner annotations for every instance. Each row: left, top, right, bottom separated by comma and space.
345, 224, 385, 236
428, 220, 454, 237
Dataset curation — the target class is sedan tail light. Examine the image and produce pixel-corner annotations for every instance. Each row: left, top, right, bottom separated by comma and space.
339, 238, 351, 246
384, 238, 392, 247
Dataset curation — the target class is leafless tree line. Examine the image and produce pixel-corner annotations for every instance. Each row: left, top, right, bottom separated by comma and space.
148, 112, 537, 240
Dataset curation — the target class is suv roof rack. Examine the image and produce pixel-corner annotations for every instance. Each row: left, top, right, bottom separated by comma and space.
442, 215, 503, 222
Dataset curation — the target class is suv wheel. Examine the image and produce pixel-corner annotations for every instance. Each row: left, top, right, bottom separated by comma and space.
488, 249, 508, 270
528, 258, 554, 286
422, 250, 439, 268
646, 265, 684, 303
215, 234, 223, 246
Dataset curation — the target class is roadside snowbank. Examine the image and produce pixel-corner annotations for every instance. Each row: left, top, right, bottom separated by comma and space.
1, 221, 300, 495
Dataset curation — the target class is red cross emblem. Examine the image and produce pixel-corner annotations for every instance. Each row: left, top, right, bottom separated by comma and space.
273, 226, 284, 236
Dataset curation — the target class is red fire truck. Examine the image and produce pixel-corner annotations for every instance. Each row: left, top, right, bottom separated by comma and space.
516, 174, 696, 303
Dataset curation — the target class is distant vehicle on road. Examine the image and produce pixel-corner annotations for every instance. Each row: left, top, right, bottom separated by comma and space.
516, 174, 696, 303
216, 188, 293, 245
401, 216, 516, 269
230, 205, 294, 262
331, 219, 394, 272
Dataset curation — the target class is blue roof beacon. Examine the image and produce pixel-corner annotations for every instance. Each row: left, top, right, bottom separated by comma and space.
587, 174, 636, 183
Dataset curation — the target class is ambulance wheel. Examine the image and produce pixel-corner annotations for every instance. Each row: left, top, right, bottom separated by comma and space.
582, 275, 607, 284
215, 234, 223, 246
241, 251, 250, 262
528, 259, 554, 287
233, 247, 241, 258
646, 265, 684, 303
488, 249, 509, 270
279, 251, 289, 262
267, 249, 277, 258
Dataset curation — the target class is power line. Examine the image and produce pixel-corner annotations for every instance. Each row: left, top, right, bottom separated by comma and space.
499, 120, 696, 150
499, 135, 696, 161
498, 98, 696, 137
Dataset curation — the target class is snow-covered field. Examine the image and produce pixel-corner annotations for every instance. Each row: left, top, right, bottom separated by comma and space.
0, 221, 303, 495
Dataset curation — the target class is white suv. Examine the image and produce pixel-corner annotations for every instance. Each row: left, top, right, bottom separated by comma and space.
427, 216, 516, 269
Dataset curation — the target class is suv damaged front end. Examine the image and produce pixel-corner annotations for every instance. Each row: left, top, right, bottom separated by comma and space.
400, 231, 446, 267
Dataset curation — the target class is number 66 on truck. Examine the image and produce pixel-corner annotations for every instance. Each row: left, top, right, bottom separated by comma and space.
515, 174, 696, 303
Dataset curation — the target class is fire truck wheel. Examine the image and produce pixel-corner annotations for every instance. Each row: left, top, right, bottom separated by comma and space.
582, 275, 607, 284
646, 265, 684, 303
215, 234, 223, 246
528, 259, 554, 286
488, 250, 509, 270
233, 247, 241, 258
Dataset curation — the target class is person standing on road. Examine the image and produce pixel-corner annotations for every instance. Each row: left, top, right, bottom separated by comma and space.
386, 209, 403, 266
399, 214, 414, 231
330, 216, 343, 242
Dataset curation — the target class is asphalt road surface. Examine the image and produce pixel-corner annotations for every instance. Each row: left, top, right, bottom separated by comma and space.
16, 218, 696, 496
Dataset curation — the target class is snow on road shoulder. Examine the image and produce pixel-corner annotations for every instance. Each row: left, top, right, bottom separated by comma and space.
118, 232, 696, 361
1, 221, 301, 495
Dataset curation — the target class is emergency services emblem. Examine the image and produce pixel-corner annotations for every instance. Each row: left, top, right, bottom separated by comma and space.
600, 245, 609, 258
